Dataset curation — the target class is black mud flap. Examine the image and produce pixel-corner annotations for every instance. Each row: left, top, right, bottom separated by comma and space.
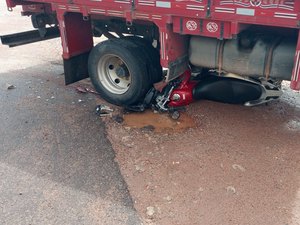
193, 76, 263, 104
63, 52, 90, 85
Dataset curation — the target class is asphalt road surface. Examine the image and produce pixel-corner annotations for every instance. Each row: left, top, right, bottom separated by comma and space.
0, 4, 141, 225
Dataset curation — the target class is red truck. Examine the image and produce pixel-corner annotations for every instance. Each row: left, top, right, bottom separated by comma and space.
2, 0, 300, 110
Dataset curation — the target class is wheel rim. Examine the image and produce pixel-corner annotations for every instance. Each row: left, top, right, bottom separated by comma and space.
97, 54, 132, 94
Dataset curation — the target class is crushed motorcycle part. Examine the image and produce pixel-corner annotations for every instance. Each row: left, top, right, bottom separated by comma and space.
124, 104, 146, 112
170, 111, 180, 120
95, 104, 114, 117
112, 115, 124, 124
76, 86, 88, 93
76, 86, 99, 94
6, 84, 16, 90
124, 88, 158, 112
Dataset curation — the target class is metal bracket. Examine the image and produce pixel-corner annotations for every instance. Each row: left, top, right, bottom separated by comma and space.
206, 0, 211, 18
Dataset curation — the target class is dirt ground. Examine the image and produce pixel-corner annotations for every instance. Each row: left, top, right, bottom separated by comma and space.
1, 3, 300, 225
103, 86, 300, 225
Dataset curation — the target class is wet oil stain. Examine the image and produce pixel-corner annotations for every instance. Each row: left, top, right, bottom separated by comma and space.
123, 110, 195, 132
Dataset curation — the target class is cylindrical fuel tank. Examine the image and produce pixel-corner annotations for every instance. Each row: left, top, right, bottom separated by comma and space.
189, 35, 296, 81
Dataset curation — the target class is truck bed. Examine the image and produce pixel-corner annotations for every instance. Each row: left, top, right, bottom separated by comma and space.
8, 0, 299, 28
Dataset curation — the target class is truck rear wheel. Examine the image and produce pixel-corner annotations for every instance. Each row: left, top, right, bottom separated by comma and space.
88, 39, 151, 106
124, 36, 163, 83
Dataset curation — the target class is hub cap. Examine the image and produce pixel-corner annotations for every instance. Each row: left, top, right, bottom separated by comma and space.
97, 54, 131, 94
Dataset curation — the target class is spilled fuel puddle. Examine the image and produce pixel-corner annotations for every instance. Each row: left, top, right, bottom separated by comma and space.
122, 110, 195, 132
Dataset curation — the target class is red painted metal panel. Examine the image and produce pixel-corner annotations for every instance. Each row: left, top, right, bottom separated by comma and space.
291, 30, 300, 90
135, 0, 208, 18
21, 3, 54, 14
6, 0, 24, 8
211, 0, 299, 28
173, 17, 233, 39
159, 24, 189, 67
14, 0, 299, 30
7, 0, 299, 28
57, 12, 93, 59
